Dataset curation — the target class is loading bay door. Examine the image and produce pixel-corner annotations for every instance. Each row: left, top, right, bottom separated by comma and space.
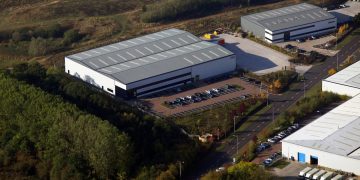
298, 152, 306, 163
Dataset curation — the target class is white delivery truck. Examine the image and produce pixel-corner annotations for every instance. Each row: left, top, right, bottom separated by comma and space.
305, 168, 319, 179
320, 172, 334, 180
299, 167, 313, 178
330, 174, 343, 180
312, 170, 326, 180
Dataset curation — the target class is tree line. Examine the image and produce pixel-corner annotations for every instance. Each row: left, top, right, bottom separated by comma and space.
1, 62, 201, 179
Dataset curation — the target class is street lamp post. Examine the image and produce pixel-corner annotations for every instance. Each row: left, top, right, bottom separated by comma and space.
233, 135, 239, 155
233, 116, 239, 134
336, 32, 339, 71
303, 78, 306, 98
266, 89, 269, 106
178, 161, 184, 179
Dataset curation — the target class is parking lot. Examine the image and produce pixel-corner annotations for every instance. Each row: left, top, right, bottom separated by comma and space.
220, 33, 291, 75
277, 35, 338, 56
142, 77, 259, 117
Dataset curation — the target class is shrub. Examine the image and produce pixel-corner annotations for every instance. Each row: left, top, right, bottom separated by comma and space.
63, 29, 81, 45
28, 37, 50, 56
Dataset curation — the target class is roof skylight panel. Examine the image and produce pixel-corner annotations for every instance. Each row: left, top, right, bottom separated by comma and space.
108, 56, 118, 63
161, 42, 172, 48
116, 54, 127, 61
89, 62, 99, 68
184, 57, 194, 65
144, 47, 154, 53
98, 58, 109, 66
135, 49, 146, 56
192, 55, 203, 62
171, 39, 181, 46
153, 44, 164, 51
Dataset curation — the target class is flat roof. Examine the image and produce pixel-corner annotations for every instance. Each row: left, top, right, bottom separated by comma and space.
324, 60, 360, 89
283, 94, 360, 160
242, 3, 335, 32
66, 29, 234, 85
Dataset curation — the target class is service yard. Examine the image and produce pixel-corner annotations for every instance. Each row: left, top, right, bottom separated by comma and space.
277, 35, 338, 56
142, 77, 259, 117
220, 33, 291, 75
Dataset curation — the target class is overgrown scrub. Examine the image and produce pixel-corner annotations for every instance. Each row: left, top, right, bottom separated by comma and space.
175, 98, 265, 137
141, 0, 279, 22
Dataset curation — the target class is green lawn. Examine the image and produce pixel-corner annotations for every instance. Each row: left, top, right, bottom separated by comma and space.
337, 27, 360, 50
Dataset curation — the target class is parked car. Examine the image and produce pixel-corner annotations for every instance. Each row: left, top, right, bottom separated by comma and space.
339, 4, 347, 8
267, 138, 277, 143
296, 39, 304, 43
310, 35, 317, 40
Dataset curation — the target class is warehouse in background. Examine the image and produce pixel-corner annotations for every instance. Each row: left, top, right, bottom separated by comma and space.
65, 29, 236, 98
241, 3, 337, 43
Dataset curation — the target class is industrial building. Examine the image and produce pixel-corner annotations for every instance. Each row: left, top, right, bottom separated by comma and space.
65, 29, 236, 97
282, 60, 360, 175
241, 3, 337, 43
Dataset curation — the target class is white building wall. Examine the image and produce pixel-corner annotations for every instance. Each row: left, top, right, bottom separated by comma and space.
282, 142, 360, 175
322, 80, 360, 97
65, 57, 124, 95
265, 18, 336, 43
191, 55, 236, 80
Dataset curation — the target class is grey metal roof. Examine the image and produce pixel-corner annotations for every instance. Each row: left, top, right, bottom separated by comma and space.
324, 60, 360, 89
283, 94, 360, 160
242, 3, 336, 31
66, 29, 234, 84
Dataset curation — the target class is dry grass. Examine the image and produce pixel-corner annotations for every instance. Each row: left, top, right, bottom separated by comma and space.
0, 0, 337, 68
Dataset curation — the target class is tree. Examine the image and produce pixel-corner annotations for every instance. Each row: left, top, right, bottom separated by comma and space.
28, 37, 50, 56
63, 29, 81, 45
273, 79, 282, 90
354, 12, 360, 26
328, 68, 337, 76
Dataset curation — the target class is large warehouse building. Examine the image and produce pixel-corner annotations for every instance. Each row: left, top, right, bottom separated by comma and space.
241, 3, 337, 43
65, 29, 236, 97
282, 60, 360, 175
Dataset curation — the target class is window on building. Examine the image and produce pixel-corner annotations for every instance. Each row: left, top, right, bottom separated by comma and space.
107, 88, 113, 93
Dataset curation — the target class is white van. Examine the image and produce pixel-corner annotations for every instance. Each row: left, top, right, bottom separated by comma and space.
320, 172, 334, 180
299, 167, 313, 177
312, 170, 326, 180
330, 174, 343, 180
305, 168, 319, 179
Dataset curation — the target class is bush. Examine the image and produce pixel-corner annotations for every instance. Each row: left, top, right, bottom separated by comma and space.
28, 37, 49, 56
63, 29, 81, 45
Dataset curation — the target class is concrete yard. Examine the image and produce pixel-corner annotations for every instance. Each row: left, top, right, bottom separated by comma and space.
220, 34, 291, 75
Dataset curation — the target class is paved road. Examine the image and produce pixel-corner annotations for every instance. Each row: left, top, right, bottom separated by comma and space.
186, 36, 360, 179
